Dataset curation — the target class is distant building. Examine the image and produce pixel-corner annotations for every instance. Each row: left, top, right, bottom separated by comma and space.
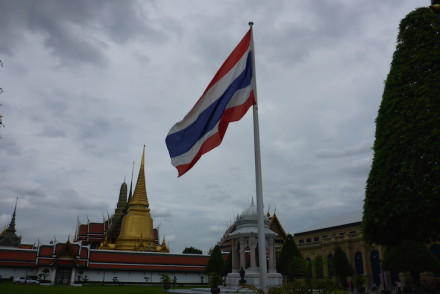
0, 199, 21, 247
0, 147, 207, 285
218, 205, 287, 256
221, 200, 283, 288
0, 240, 208, 285
293, 210, 385, 286
75, 146, 169, 253
293, 210, 440, 288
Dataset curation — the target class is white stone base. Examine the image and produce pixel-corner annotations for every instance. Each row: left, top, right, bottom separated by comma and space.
226, 271, 283, 289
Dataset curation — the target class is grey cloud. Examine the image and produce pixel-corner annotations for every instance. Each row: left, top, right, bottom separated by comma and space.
27, 3, 109, 67
0, 1, 28, 55
0, 137, 23, 157
316, 141, 371, 158
0, 0, 167, 67
78, 118, 111, 140
338, 157, 372, 177
0, 184, 46, 200
152, 206, 173, 218
39, 126, 66, 138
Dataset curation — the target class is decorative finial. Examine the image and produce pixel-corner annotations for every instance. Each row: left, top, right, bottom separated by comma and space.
249, 21, 254, 27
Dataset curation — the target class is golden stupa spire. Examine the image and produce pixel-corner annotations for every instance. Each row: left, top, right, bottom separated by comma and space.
130, 145, 149, 208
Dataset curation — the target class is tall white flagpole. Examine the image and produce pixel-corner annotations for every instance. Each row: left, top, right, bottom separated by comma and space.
249, 22, 268, 292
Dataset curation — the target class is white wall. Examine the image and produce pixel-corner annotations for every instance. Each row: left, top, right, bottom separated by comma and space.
0, 266, 208, 285
0, 267, 39, 280
76, 269, 208, 284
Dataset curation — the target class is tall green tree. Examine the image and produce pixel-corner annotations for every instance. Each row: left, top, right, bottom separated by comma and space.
333, 247, 354, 285
205, 245, 224, 275
277, 234, 304, 281
363, 7, 440, 290
363, 7, 440, 246
314, 255, 324, 279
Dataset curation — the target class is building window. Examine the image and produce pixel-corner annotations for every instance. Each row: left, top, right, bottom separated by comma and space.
354, 251, 363, 274
299, 239, 304, 244
306, 238, 311, 243
314, 237, 319, 242
327, 254, 334, 277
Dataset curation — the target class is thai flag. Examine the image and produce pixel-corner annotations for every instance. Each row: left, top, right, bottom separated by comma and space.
166, 28, 256, 176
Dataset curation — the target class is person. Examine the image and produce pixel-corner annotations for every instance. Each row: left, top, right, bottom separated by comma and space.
371, 282, 378, 293
396, 281, 402, 294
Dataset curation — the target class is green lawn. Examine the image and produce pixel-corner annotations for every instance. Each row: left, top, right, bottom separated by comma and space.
0, 283, 171, 294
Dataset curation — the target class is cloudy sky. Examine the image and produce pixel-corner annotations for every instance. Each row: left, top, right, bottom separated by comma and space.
0, 0, 425, 254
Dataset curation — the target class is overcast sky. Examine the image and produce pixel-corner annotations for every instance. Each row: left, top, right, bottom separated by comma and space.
0, 0, 425, 254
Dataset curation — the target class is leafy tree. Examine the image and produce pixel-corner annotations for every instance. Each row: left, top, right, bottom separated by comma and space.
39, 268, 50, 281
333, 247, 354, 285
314, 255, 324, 279
277, 234, 304, 281
382, 240, 440, 290
182, 246, 203, 254
363, 7, 440, 246
205, 245, 224, 275
363, 7, 440, 290
327, 256, 334, 278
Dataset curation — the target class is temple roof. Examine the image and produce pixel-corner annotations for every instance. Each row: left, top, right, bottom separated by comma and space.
229, 199, 276, 237
239, 198, 259, 220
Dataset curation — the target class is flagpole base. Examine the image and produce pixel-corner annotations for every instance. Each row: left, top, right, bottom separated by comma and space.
225, 272, 282, 289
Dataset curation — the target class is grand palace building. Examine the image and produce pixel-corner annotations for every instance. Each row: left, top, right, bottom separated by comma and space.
293, 211, 440, 288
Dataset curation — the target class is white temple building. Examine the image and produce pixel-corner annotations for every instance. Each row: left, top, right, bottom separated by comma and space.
226, 200, 283, 288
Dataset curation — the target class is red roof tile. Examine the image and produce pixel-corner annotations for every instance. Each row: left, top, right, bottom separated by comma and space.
89, 251, 208, 266
89, 223, 104, 233
79, 225, 88, 235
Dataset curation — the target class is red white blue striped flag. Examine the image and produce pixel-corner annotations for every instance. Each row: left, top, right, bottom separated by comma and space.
166, 28, 256, 176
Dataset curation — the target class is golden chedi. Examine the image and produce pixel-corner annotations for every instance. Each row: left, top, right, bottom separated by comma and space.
110, 146, 168, 252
